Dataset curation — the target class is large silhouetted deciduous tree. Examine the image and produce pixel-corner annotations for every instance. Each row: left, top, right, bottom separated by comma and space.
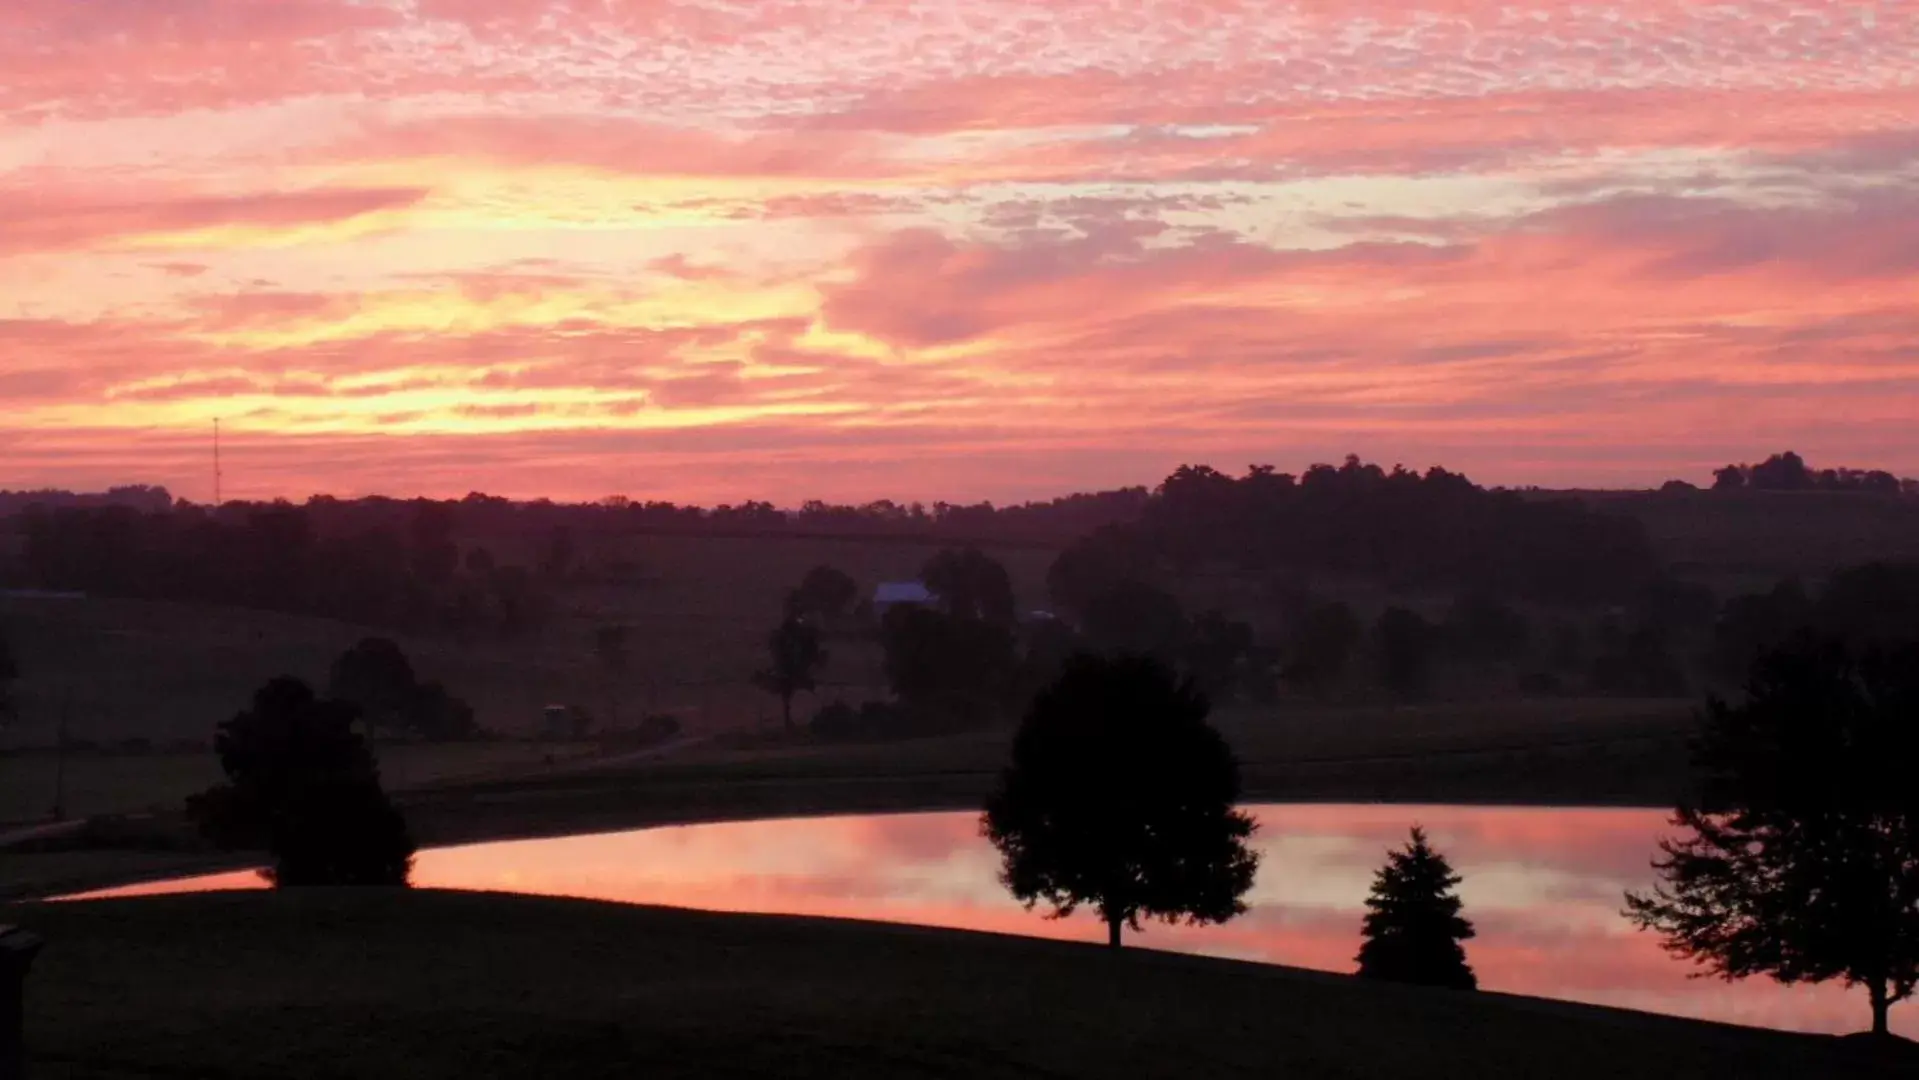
982, 654, 1259, 949
1626, 636, 1919, 1036
188, 677, 415, 887
1356, 827, 1478, 990
755, 617, 826, 731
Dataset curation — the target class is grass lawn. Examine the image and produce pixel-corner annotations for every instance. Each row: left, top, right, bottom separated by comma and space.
0, 742, 600, 824
0, 532, 1057, 747
0, 695, 1695, 901
12, 890, 1909, 1079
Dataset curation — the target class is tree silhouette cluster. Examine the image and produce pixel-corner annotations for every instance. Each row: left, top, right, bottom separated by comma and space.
869, 548, 1024, 729
756, 617, 827, 731
1356, 827, 1478, 990
1044, 579, 1272, 704
1711, 451, 1911, 494
1047, 458, 1661, 609
785, 565, 859, 623
188, 677, 415, 887
985, 654, 1492, 987
921, 547, 1019, 627
882, 604, 1018, 728
16, 500, 553, 638
327, 638, 479, 742
0, 485, 172, 517
1711, 562, 1919, 680
1629, 635, 1919, 1036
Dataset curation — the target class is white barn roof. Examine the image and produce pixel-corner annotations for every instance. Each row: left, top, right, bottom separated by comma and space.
874, 581, 935, 605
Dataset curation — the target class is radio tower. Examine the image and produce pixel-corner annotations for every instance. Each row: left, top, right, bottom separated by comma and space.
214, 418, 224, 507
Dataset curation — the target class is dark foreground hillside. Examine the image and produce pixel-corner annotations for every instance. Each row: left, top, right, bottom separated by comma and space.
12, 891, 1910, 1079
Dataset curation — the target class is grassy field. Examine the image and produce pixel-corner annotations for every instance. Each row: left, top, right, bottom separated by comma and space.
0, 534, 1057, 746
12, 889, 1909, 1079
1578, 489, 1919, 591
0, 529, 1701, 900
0, 742, 600, 823
0, 695, 1695, 900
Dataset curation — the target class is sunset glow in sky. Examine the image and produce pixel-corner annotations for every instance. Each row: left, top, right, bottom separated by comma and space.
4, 1, 1917, 502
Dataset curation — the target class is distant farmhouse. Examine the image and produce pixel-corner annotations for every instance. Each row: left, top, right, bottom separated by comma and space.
873, 581, 935, 619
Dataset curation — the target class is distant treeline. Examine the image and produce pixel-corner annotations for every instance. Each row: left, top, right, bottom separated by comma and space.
0, 485, 174, 517
1052, 458, 1662, 607
446, 488, 1157, 547
0, 488, 1151, 635
5, 448, 1914, 625
8, 500, 553, 638
1709, 451, 1915, 494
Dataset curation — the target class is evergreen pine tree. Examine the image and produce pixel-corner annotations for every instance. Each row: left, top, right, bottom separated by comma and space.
1356, 827, 1477, 989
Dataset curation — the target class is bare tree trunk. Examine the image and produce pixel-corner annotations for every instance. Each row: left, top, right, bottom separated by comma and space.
1870, 977, 1889, 1037
1106, 915, 1123, 950
782, 693, 793, 732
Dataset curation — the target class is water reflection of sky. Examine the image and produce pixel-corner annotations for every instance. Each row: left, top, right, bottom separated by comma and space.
75, 805, 1911, 1037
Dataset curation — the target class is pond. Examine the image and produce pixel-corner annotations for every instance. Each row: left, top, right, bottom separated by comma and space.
73, 804, 1909, 1037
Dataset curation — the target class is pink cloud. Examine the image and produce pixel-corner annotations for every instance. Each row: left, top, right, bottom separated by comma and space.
343, 114, 898, 180
0, 186, 429, 255
2, 0, 1916, 500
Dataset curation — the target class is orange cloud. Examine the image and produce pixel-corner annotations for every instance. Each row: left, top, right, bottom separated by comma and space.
1, 1, 1915, 500
0, 186, 429, 256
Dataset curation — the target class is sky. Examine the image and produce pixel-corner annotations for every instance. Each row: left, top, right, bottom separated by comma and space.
2, 1, 1916, 504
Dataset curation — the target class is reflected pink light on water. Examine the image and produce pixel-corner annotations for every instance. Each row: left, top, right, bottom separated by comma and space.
66, 805, 1911, 1037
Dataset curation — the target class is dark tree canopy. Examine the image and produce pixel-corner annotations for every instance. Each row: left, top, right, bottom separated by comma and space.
982, 654, 1259, 949
1815, 562, 1919, 650
327, 638, 479, 742
16, 502, 555, 638
1443, 591, 1531, 665
921, 547, 1018, 627
1079, 580, 1187, 659
1627, 636, 1919, 1036
755, 617, 827, 731
1124, 456, 1660, 605
268, 775, 418, 888
1711, 563, 1919, 680
1589, 626, 1689, 699
881, 606, 1017, 728
1182, 611, 1261, 703
1356, 827, 1478, 991
1285, 601, 1361, 696
328, 638, 417, 735
787, 564, 859, 621
1375, 607, 1437, 702
1045, 525, 1160, 619
1711, 451, 1908, 494
0, 625, 16, 721
189, 677, 415, 887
